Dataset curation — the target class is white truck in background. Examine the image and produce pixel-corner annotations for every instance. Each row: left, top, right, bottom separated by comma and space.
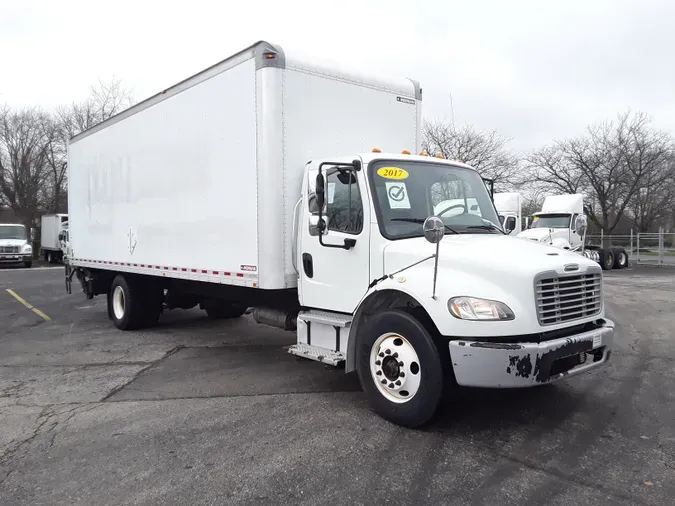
63, 41, 614, 428
40, 214, 68, 263
494, 192, 522, 235
0, 223, 33, 268
512, 193, 628, 270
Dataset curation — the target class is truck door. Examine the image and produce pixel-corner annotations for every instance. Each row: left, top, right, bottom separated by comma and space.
298, 162, 371, 314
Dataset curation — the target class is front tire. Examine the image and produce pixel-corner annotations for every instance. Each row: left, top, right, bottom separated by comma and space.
23, 260, 32, 268
356, 310, 444, 428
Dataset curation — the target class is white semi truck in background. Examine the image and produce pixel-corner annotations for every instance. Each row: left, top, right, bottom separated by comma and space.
40, 213, 68, 263
494, 192, 523, 235
506, 193, 629, 270
0, 223, 33, 268
63, 41, 614, 428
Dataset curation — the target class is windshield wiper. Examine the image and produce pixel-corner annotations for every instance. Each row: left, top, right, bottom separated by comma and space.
391, 218, 459, 234
466, 224, 505, 234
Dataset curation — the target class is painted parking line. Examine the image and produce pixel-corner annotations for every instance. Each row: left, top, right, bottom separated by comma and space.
5, 289, 51, 321
0, 266, 63, 273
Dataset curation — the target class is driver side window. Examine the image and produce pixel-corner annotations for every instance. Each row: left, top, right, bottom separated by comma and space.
325, 169, 363, 235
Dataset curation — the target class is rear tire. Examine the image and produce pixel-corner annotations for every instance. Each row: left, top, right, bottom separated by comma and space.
599, 248, 615, 270
612, 247, 628, 269
356, 309, 444, 428
109, 275, 144, 330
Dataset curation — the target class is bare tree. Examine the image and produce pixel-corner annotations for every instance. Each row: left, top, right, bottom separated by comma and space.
0, 106, 55, 228
422, 120, 523, 191
527, 111, 675, 234
628, 154, 675, 232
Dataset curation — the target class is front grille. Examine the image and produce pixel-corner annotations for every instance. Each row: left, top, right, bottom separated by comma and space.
0, 246, 19, 254
535, 271, 602, 326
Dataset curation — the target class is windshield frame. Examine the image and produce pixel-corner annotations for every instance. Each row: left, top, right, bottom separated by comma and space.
366, 158, 504, 241
0, 225, 27, 240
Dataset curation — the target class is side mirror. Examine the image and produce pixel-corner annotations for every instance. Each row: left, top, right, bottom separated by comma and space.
505, 216, 516, 234
30, 228, 35, 241
575, 214, 588, 236
315, 173, 326, 210
423, 216, 445, 244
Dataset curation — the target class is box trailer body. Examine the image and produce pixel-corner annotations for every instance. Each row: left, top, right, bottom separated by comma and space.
65, 41, 614, 429
40, 214, 68, 263
68, 43, 421, 291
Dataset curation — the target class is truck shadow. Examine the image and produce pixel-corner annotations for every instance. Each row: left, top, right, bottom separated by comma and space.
429, 383, 586, 433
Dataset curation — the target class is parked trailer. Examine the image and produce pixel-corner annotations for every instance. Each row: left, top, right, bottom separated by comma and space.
40, 214, 68, 263
516, 194, 628, 270
64, 41, 614, 428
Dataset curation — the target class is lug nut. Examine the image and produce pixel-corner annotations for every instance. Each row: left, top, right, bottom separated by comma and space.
398, 361, 404, 367
385, 349, 391, 355
395, 380, 401, 386
375, 360, 381, 366
376, 370, 382, 376
393, 352, 398, 358
379, 352, 384, 358
388, 383, 395, 388
399, 372, 405, 378
381, 379, 387, 384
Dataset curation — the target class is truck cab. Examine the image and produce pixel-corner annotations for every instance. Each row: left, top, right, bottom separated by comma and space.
0, 223, 33, 268
493, 192, 522, 235
517, 194, 584, 250
295, 152, 614, 426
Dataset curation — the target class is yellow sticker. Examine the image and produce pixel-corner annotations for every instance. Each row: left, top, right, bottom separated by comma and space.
377, 167, 409, 180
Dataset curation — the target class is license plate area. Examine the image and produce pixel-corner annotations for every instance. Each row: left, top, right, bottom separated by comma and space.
550, 352, 587, 376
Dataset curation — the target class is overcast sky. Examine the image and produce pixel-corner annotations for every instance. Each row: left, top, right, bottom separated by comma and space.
2, 0, 673, 152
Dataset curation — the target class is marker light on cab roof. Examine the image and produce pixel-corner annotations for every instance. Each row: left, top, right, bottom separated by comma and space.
435, 153, 445, 159
401, 150, 411, 155
372, 148, 381, 153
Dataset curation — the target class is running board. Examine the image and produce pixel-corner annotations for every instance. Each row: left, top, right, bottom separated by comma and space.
288, 344, 346, 366
297, 310, 352, 328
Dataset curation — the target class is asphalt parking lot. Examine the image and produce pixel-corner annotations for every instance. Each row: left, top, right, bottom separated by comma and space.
1, 265, 674, 505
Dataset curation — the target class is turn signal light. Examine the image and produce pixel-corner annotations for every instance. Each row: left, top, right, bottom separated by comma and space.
435, 153, 445, 159
372, 148, 382, 153
419, 151, 429, 156
401, 150, 411, 155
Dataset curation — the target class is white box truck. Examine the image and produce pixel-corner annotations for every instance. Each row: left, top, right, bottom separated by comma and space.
40, 213, 68, 263
0, 223, 33, 268
64, 41, 615, 427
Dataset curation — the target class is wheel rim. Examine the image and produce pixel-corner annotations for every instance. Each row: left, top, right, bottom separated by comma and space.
605, 253, 613, 268
369, 333, 422, 404
619, 252, 626, 265
112, 286, 126, 320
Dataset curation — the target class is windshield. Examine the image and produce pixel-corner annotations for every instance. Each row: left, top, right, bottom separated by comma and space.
531, 214, 571, 229
0, 225, 27, 240
369, 160, 503, 239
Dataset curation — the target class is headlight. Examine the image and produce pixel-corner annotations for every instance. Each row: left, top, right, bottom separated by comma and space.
448, 297, 515, 321
23, 245, 32, 253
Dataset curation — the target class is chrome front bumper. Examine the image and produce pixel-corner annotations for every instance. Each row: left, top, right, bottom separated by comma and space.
449, 320, 614, 388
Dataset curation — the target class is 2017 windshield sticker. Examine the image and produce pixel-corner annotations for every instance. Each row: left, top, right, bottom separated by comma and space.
377, 167, 409, 180
385, 182, 411, 209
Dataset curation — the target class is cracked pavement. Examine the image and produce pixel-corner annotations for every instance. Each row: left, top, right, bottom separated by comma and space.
0, 266, 674, 505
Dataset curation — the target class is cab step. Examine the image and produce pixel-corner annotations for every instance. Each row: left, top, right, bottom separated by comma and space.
297, 310, 352, 327
288, 344, 346, 366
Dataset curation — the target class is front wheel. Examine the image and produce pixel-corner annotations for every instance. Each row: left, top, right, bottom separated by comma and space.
23, 260, 32, 268
356, 310, 445, 428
